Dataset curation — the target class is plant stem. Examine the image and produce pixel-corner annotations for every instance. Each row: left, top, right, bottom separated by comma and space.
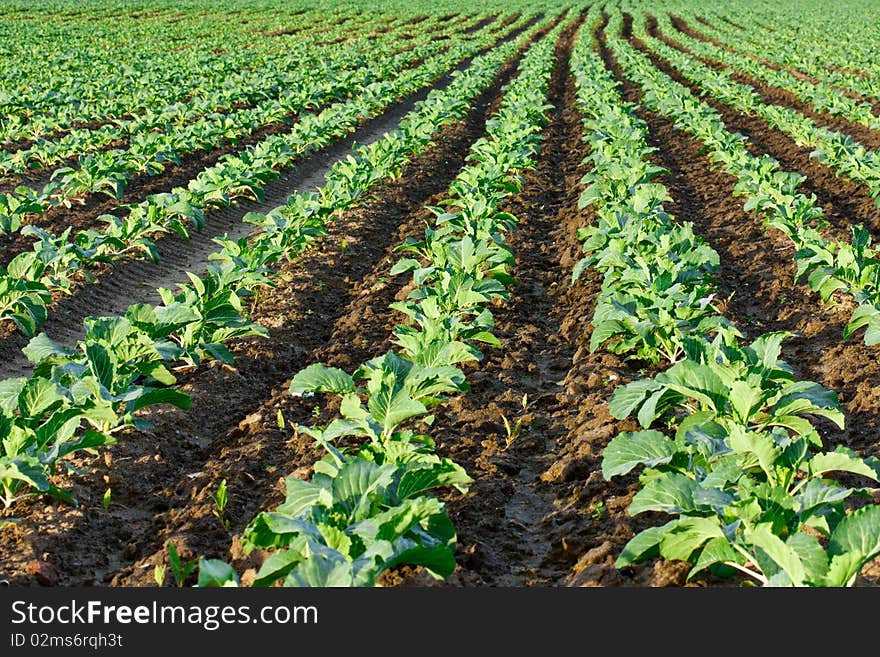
724, 561, 768, 586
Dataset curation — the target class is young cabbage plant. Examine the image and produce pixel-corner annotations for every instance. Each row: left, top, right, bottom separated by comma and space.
210, 443, 468, 587
602, 423, 880, 586
289, 350, 468, 447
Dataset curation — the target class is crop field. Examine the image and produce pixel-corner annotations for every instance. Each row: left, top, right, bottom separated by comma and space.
1, 0, 880, 589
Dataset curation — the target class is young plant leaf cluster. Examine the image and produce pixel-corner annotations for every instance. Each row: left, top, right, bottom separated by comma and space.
686, 3, 880, 105
0, 7, 363, 145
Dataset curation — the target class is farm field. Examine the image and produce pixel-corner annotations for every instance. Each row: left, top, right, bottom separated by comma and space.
1, 0, 880, 589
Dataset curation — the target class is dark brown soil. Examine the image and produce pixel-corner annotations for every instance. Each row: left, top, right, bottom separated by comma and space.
0, 15, 555, 587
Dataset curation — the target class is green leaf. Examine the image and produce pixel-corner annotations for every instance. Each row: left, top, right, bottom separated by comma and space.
289, 363, 355, 396
787, 532, 829, 585
825, 506, 880, 585
252, 546, 307, 587
729, 380, 762, 423
85, 343, 116, 391
771, 381, 844, 429
628, 472, 698, 515
808, 447, 880, 481
22, 334, 70, 364
750, 331, 791, 370
689, 536, 738, 580
796, 478, 853, 515
824, 552, 866, 588
656, 360, 728, 413
153, 302, 200, 336
601, 430, 676, 480
396, 461, 471, 499
331, 459, 395, 517
727, 426, 783, 483
615, 521, 677, 568
284, 544, 356, 587
18, 377, 63, 418
387, 543, 456, 580
746, 523, 807, 586
0, 455, 49, 492
275, 478, 326, 518
130, 388, 192, 412
659, 516, 725, 562
608, 378, 661, 420
204, 342, 235, 364
0, 378, 26, 415
197, 558, 240, 587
